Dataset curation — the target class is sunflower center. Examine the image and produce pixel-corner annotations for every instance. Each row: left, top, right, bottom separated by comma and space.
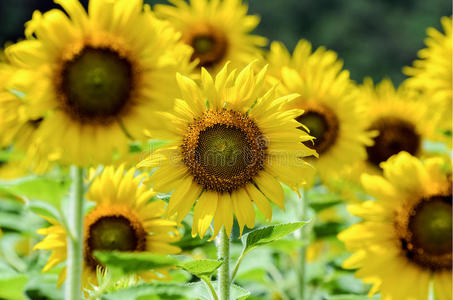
367, 117, 421, 168
401, 194, 452, 270
85, 214, 146, 269
196, 124, 250, 179
184, 24, 228, 69
182, 109, 267, 192
59, 46, 133, 122
296, 105, 339, 154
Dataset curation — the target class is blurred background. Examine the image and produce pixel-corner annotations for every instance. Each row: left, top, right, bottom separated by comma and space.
0, 0, 450, 84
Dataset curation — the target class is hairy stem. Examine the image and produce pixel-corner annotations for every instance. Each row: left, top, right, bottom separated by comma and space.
65, 166, 84, 300
297, 189, 309, 300
217, 227, 230, 300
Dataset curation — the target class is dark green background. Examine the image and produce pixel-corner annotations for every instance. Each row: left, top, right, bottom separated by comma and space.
0, 0, 450, 84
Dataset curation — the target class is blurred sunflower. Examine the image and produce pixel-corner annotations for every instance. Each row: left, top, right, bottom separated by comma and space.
138, 63, 316, 238
155, 0, 267, 73
5, 0, 193, 166
339, 152, 452, 300
0, 58, 53, 174
360, 78, 433, 173
404, 16, 452, 145
266, 40, 374, 186
34, 166, 181, 288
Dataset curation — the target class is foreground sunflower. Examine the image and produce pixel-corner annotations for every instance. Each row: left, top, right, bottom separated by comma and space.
359, 78, 433, 173
34, 166, 181, 288
5, 0, 193, 166
339, 152, 452, 300
155, 0, 266, 73
404, 16, 452, 145
138, 63, 316, 238
266, 40, 374, 185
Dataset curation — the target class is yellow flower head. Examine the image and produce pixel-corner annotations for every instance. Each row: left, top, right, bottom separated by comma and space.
34, 166, 181, 288
266, 40, 374, 185
4, 0, 193, 166
339, 152, 452, 300
360, 78, 433, 173
0, 57, 51, 175
404, 16, 452, 144
155, 0, 267, 73
138, 62, 316, 238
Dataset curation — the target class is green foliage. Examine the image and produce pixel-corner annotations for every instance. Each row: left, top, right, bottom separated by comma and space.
326, 296, 379, 300
0, 273, 28, 300
0, 176, 70, 208
178, 259, 223, 278
94, 251, 179, 275
241, 222, 307, 254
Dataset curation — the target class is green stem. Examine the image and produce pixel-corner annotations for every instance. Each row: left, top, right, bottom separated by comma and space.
216, 227, 230, 300
230, 251, 245, 282
202, 277, 219, 300
297, 189, 309, 300
65, 166, 84, 300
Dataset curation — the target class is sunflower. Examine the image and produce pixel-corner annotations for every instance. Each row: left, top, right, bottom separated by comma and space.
138, 63, 316, 238
5, 0, 193, 166
404, 16, 452, 145
155, 0, 267, 74
266, 40, 374, 185
359, 78, 434, 173
0, 59, 53, 173
34, 166, 181, 288
339, 152, 452, 300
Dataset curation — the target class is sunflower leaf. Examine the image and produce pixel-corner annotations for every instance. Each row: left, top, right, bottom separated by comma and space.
0, 176, 70, 209
94, 251, 179, 275
241, 221, 308, 255
177, 259, 223, 278
0, 273, 28, 300
325, 296, 379, 300
101, 282, 193, 300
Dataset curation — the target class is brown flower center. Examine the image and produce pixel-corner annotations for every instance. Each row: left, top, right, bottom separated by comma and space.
296, 104, 339, 154
397, 193, 452, 271
183, 24, 228, 69
57, 46, 135, 123
181, 109, 267, 192
366, 117, 421, 168
85, 214, 146, 269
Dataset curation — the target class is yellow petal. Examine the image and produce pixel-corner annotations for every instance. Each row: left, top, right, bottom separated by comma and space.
254, 171, 285, 210
245, 184, 272, 221
192, 191, 218, 238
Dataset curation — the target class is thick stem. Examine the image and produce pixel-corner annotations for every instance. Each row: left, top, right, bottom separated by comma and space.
216, 227, 230, 300
297, 189, 309, 300
65, 166, 84, 300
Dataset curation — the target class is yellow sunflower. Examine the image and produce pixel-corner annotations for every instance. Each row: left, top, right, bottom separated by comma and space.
359, 78, 434, 173
138, 63, 316, 238
34, 166, 181, 288
5, 0, 193, 166
155, 0, 267, 74
339, 152, 452, 300
0, 60, 53, 173
266, 40, 374, 185
404, 16, 452, 145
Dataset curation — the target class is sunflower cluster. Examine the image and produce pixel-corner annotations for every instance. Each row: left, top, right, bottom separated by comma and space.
0, 0, 450, 299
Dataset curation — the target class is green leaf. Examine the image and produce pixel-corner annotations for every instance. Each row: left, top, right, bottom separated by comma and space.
26, 200, 61, 221
326, 296, 379, 300
178, 259, 223, 278
94, 251, 179, 275
102, 282, 192, 300
186, 281, 250, 300
241, 222, 307, 254
0, 273, 28, 300
0, 176, 70, 208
